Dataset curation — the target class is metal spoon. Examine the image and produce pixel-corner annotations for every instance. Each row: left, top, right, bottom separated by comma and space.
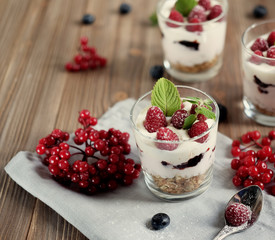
213, 185, 263, 240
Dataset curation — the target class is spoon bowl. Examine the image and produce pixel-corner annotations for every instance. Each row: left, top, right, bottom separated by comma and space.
213, 185, 263, 240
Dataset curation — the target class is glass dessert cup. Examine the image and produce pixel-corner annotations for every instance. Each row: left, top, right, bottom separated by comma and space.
157, 0, 228, 82
241, 20, 275, 126
130, 86, 219, 201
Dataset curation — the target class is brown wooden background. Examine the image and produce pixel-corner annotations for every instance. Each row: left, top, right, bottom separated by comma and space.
0, 0, 274, 239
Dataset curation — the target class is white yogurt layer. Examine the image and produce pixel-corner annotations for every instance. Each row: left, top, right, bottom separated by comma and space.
242, 33, 275, 114
134, 102, 218, 179
157, 0, 227, 67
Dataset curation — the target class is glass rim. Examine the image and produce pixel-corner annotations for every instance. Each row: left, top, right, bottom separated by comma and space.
156, 0, 228, 27
129, 85, 220, 144
241, 19, 275, 61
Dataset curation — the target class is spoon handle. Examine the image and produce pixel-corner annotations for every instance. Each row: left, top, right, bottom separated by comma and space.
213, 225, 233, 240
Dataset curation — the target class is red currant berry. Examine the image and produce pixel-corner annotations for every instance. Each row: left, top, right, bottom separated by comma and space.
123, 175, 133, 186
271, 186, 275, 196
239, 152, 246, 159
51, 146, 60, 156
231, 140, 240, 147
131, 169, 140, 179
241, 133, 251, 144
110, 146, 120, 155
261, 173, 272, 184
107, 180, 118, 190
36, 144, 46, 155
59, 142, 69, 150
237, 166, 249, 178
71, 173, 80, 183
243, 156, 256, 167
80, 36, 88, 45
268, 130, 275, 140
251, 130, 261, 140
51, 129, 63, 138
48, 164, 60, 175
107, 164, 118, 174
89, 165, 97, 175
268, 153, 275, 163
79, 161, 89, 172
65, 62, 74, 71
96, 159, 108, 170
248, 166, 259, 178
243, 179, 254, 187
100, 146, 110, 156
109, 154, 119, 164
124, 163, 135, 175
79, 171, 89, 181
99, 130, 110, 139
59, 150, 71, 160
123, 143, 131, 154
45, 135, 55, 146
49, 155, 60, 165
89, 117, 97, 126
232, 175, 242, 187
58, 159, 69, 170
110, 136, 119, 146
256, 161, 267, 173
245, 150, 256, 157
85, 146, 95, 156
89, 131, 99, 141
80, 109, 90, 119
265, 168, 274, 178
94, 139, 105, 151
72, 160, 81, 172
262, 146, 272, 157
254, 181, 265, 190
91, 176, 101, 185
231, 146, 241, 157
79, 180, 89, 188
261, 137, 271, 146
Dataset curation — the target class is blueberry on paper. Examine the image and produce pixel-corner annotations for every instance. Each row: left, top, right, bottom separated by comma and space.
151, 213, 170, 230
82, 14, 96, 24
253, 5, 267, 18
119, 3, 131, 14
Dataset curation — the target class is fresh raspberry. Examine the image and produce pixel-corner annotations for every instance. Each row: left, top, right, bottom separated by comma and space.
250, 38, 269, 51
167, 10, 184, 28
186, 18, 203, 32
197, 114, 207, 122
198, 0, 211, 10
188, 121, 208, 143
171, 109, 189, 129
267, 31, 275, 47
267, 46, 275, 58
188, 5, 206, 22
207, 5, 223, 20
250, 50, 264, 64
144, 106, 167, 133
156, 127, 179, 151
225, 203, 251, 226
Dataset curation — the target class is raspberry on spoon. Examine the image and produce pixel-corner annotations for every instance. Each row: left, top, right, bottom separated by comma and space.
225, 203, 251, 226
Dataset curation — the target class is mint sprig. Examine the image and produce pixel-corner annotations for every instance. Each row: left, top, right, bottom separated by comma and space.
175, 0, 197, 17
182, 97, 216, 129
150, 12, 158, 26
151, 78, 181, 117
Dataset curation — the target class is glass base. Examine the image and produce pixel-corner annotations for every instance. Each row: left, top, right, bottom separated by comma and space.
243, 97, 275, 127
144, 168, 213, 202
164, 58, 222, 82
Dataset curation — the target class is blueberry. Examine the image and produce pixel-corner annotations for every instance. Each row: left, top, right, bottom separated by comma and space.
82, 14, 96, 24
218, 103, 227, 122
253, 5, 267, 18
151, 213, 170, 230
119, 3, 131, 14
150, 65, 164, 80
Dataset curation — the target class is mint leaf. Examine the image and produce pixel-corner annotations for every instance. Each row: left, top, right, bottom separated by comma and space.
183, 114, 196, 129
151, 78, 181, 116
183, 97, 200, 104
195, 107, 216, 120
150, 12, 158, 26
175, 0, 197, 17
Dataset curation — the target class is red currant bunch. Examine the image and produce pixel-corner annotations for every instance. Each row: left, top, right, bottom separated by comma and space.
65, 36, 107, 72
230, 130, 275, 196
36, 109, 141, 195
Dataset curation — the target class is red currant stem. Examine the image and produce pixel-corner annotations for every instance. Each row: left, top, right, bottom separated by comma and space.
71, 152, 84, 156
240, 143, 256, 151
69, 145, 85, 153
252, 140, 264, 148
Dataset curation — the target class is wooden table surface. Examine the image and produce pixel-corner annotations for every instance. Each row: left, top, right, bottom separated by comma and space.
0, 0, 274, 239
